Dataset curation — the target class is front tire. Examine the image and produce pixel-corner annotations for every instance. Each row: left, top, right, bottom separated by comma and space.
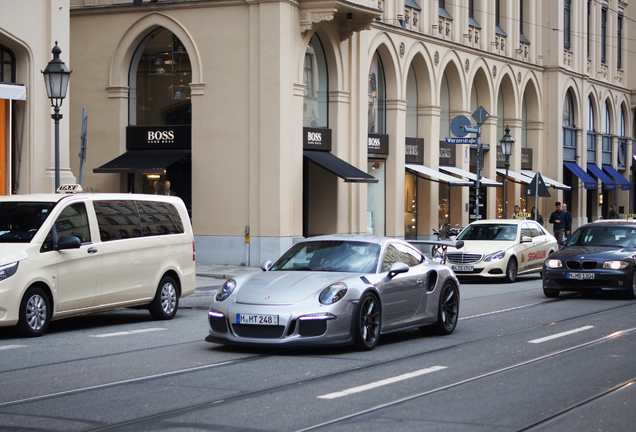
431, 281, 459, 335
16, 287, 51, 337
149, 276, 179, 320
504, 258, 518, 283
354, 292, 381, 351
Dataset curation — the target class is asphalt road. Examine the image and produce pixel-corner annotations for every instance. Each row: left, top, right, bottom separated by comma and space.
0, 274, 634, 432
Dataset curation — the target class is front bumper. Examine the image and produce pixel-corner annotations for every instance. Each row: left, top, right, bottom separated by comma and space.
205, 301, 357, 348
542, 268, 632, 292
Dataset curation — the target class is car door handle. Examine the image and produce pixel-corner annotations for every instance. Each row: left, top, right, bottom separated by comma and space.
416, 278, 424, 286
87, 248, 98, 254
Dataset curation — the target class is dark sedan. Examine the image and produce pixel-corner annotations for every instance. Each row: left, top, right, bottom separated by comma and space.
542, 221, 636, 299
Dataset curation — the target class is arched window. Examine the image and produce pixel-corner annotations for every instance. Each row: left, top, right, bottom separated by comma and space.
439, 72, 450, 141
497, 87, 505, 141
129, 28, 192, 126
587, 96, 596, 162
618, 106, 626, 168
368, 52, 386, 134
562, 90, 577, 161
521, 95, 528, 149
0, 44, 16, 83
303, 34, 328, 128
405, 64, 418, 137
602, 101, 612, 164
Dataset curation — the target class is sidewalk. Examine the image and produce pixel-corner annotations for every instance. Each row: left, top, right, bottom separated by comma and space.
196, 263, 261, 279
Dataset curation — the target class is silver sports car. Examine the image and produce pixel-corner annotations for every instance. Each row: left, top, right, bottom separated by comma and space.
205, 234, 461, 350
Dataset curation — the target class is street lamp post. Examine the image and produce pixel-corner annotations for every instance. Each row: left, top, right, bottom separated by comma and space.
42, 42, 72, 191
500, 125, 515, 219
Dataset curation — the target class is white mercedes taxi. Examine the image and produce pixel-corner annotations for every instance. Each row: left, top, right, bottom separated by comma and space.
443, 216, 558, 282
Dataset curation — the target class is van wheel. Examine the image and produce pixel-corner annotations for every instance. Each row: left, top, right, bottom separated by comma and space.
16, 287, 51, 337
149, 276, 179, 320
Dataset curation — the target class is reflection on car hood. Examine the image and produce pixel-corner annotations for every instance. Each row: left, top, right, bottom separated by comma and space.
0, 244, 30, 266
449, 240, 515, 253
551, 246, 636, 260
235, 271, 358, 305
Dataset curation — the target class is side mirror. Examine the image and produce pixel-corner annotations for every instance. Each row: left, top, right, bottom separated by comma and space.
260, 260, 272, 272
388, 262, 409, 279
56, 235, 81, 250
521, 235, 533, 243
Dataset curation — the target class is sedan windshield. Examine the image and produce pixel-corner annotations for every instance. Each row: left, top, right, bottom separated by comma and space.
0, 202, 56, 243
567, 226, 636, 248
271, 241, 381, 273
456, 224, 518, 241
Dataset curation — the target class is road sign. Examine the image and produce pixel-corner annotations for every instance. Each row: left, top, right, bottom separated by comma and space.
450, 115, 471, 137
472, 106, 490, 125
463, 125, 481, 133
445, 137, 477, 145
525, 172, 551, 197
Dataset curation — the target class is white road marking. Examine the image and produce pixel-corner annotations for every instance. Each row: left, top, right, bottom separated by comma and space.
528, 325, 595, 344
317, 366, 447, 400
0, 345, 26, 351
91, 328, 167, 338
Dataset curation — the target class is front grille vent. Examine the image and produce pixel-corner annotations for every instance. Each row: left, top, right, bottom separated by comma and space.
447, 252, 483, 265
232, 324, 285, 339
566, 260, 598, 270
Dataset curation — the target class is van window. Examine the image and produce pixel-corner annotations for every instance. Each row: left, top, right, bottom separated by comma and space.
136, 201, 184, 236
95, 200, 142, 241
42, 203, 91, 251
0, 202, 55, 243
96, 200, 184, 241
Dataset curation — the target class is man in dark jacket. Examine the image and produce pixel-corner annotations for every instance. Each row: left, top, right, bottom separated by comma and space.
549, 202, 567, 242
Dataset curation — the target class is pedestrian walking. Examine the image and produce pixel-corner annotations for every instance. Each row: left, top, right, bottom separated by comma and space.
549, 201, 567, 243
608, 205, 619, 219
512, 205, 521, 219
531, 206, 544, 226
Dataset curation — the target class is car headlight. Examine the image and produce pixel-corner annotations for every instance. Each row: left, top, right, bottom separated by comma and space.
215, 279, 237, 301
0, 261, 18, 282
484, 250, 505, 262
319, 282, 347, 305
545, 259, 562, 269
602, 261, 628, 270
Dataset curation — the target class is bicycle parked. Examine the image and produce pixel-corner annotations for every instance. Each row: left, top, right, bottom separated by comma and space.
432, 223, 464, 261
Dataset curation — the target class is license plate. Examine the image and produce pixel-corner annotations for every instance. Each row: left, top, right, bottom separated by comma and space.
453, 265, 474, 272
236, 314, 279, 325
567, 272, 595, 280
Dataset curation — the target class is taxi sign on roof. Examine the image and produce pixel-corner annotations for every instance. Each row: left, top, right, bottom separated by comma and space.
514, 212, 532, 219
57, 184, 83, 194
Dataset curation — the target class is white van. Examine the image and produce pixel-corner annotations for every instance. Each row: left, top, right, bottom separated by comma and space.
0, 186, 196, 337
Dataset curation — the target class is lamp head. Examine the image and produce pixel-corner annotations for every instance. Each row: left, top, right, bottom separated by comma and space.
42, 42, 72, 107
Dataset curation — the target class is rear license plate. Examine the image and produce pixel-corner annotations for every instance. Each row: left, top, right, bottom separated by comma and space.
236, 314, 279, 325
453, 265, 474, 272
567, 272, 595, 280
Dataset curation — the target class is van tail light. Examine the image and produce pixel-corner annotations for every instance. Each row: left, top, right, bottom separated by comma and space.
193, 238, 196, 261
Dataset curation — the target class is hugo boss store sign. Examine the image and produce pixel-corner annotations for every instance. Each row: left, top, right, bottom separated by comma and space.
127, 125, 191, 150
405, 138, 423, 164
368, 134, 389, 157
303, 127, 332, 151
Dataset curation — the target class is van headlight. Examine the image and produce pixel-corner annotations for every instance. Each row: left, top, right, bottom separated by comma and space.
216, 279, 237, 301
0, 261, 19, 282
484, 251, 505, 262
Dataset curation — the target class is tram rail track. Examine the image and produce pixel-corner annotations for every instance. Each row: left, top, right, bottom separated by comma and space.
1, 298, 634, 431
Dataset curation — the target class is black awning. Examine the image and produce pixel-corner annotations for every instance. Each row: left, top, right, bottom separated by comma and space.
304, 150, 378, 183
93, 149, 190, 174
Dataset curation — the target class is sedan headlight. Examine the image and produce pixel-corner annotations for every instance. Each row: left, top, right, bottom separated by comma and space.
215, 279, 237, 301
545, 259, 562, 269
484, 250, 505, 262
319, 282, 347, 305
602, 261, 628, 270
0, 261, 18, 282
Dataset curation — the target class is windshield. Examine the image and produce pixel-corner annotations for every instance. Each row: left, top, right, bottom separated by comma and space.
456, 224, 518, 241
567, 226, 636, 248
271, 241, 381, 273
0, 202, 56, 243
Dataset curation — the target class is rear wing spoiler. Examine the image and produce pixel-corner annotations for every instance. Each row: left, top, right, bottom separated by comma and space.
407, 240, 464, 265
